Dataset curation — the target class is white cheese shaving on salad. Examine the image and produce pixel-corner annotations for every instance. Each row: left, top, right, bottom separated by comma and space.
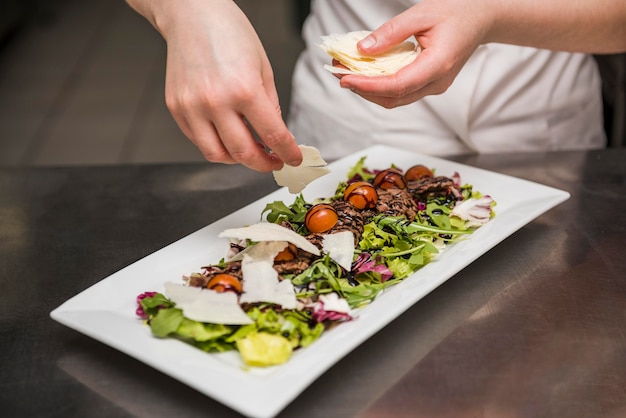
272, 145, 330, 194
163, 282, 253, 325
322, 230, 355, 271
226, 239, 288, 263
240, 252, 298, 309
219, 222, 320, 256
318, 293, 351, 314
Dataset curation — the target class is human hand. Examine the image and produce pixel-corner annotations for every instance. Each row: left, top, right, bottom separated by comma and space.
142, 0, 302, 171
336, 0, 492, 108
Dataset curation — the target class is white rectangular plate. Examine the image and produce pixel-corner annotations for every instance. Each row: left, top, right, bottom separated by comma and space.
51, 145, 570, 418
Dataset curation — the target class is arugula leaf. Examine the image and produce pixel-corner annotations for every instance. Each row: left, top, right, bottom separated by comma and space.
262, 194, 309, 225
373, 214, 473, 236
346, 156, 376, 182
262, 200, 293, 223
292, 255, 342, 286
426, 202, 452, 229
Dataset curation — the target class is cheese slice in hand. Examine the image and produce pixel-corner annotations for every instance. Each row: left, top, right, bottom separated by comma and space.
319, 30, 420, 76
273, 145, 330, 194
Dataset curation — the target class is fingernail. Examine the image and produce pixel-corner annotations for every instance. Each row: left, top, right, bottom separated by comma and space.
359, 35, 376, 49
340, 83, 355, 92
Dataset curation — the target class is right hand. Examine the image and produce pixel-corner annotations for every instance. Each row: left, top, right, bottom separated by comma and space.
145, 0, 302, 172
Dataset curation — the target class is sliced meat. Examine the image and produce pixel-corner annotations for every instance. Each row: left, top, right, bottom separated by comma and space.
374, 188, 419, 220
273, 255, 315, 275
306, 200, 366, 246
407, 175, 454, 198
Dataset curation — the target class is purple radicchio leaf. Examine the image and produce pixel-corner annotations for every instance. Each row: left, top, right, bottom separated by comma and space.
352, 253, 394, 282
135, 291, 157, 319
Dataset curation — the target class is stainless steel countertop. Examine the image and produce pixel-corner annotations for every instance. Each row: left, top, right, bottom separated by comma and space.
1, 149, 624, 417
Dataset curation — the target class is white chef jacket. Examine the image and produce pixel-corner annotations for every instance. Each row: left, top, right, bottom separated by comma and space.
287, 0, 606, 159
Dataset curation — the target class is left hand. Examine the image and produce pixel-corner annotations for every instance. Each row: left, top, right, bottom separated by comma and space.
336, 0, 491, 108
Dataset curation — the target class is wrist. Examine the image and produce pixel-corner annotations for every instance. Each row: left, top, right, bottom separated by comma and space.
144, 0, 238, 41
475, 0, 510, 46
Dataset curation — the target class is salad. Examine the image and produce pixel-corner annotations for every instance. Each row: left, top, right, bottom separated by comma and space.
136, 157, 495, 367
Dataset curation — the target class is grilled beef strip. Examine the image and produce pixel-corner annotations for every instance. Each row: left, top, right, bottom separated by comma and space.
373, 187, 419, 220
407, 175, 455, 199
273, 253, 316, 275
329, 200, 366, 241
305, 199, 366, 247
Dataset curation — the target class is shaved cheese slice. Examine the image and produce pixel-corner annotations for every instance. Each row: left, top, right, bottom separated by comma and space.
319, 293, 351, 314
163, 282, 253, 325
322, 231, 355, 271
219, 222, 320, 256
273, 145, 330, 194
246, 240, 288, 262
319, 30, 420, 76
240, 254, 298, 309
227, 240, 288, 263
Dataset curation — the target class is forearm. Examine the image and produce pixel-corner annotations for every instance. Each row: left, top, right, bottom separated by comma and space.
124, 0, 238, 39
484, 0, 626, 53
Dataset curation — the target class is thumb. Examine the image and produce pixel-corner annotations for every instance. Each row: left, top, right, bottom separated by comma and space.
358, 17, 415, 55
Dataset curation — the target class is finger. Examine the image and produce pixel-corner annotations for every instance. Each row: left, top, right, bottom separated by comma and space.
357, 8, 421, 55
350, 68, 453, 109
329, 59, 348, 80
169, 104, 238, 164
340, 47, 450, 99
258, 68, 304, 166
347, 84, 428, 108
339, 69, 424, 101
212, 110, 284, 172
188, 118, 240, 165
347, 74, 454, 108
240, 91, 302, 167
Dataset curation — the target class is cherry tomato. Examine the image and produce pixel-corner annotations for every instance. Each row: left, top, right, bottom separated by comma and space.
274, 243, 298, 262
372, 168, 406, 189
405, 164, 433, 181
206, 273, 242, 294
343, 181, 378, 209
305, 203, 339, 233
